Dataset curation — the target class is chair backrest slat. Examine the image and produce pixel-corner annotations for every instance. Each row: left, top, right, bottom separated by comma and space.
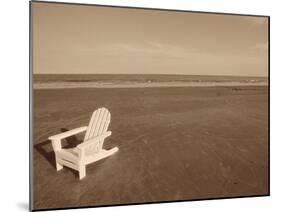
100, 113, 110, 135
84, 109, 99, 140
95, 110, 110, 137
84, 108, 111, 142
93, 108, 106, 137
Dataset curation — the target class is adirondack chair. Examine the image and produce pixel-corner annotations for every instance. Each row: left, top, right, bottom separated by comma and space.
48, 107, 118, 180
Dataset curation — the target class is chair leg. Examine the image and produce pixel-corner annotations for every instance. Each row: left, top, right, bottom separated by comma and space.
79, 165, 86, 180
55, 156, 63, 171
56, 162, 63, 171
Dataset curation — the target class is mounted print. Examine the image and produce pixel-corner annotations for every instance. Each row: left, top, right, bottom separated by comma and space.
30, 1, 269, 211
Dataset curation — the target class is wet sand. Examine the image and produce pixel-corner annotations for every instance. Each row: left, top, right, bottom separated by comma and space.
33, 81, 268, 89
32, 86, 268, 210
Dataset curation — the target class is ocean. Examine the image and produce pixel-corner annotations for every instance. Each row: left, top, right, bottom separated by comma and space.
33, 74, 268, 89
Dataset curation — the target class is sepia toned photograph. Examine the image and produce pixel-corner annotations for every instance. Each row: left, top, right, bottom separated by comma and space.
30, 1, 269, 211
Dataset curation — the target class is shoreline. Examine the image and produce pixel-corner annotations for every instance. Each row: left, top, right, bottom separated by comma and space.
33, 81, 268, 90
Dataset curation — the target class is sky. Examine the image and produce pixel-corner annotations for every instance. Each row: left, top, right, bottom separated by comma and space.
32, 2, 268, 76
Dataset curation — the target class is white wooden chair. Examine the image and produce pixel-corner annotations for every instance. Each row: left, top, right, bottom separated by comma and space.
48, 107, 118, 180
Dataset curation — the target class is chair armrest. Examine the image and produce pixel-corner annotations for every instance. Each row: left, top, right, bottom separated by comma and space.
48, 126, 88, 140
77, 131, 112, 150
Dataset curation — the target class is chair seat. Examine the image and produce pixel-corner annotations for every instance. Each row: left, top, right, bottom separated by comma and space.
56, 147, 118, 166
56, 148, 80, 164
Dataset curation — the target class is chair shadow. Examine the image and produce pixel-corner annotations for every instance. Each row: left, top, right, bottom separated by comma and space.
34, 128, 82, 169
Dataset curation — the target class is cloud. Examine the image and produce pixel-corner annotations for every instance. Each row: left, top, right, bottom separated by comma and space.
251, 18, 268, 25
255, 42, 268, 50
93, 42, 200, 59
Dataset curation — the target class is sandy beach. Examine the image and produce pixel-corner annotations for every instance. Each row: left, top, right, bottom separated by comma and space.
32, 85, 268, 210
